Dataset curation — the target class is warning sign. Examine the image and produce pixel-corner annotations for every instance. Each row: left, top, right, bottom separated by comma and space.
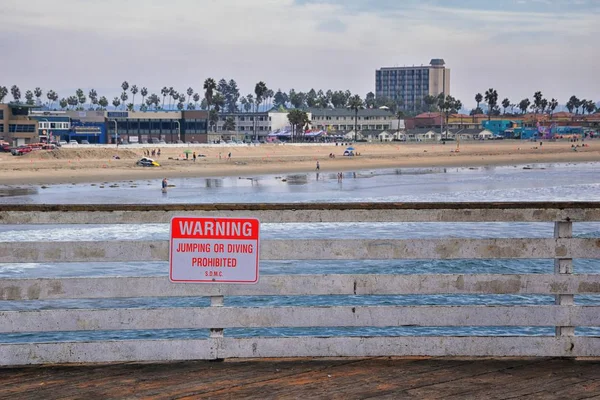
169, 217, 260, 284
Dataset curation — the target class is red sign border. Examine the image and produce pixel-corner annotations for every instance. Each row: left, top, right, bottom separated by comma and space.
169, 216, 260, 284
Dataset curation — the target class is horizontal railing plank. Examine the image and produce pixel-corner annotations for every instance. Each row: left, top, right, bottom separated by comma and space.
2, 274, 600, 301
2, 306, 599, 333
2, 336, 599, 365
2, 202, 600, 224
3, 238, 600, 263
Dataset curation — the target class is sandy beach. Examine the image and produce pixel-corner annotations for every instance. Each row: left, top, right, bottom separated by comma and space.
0, 141, 597, 185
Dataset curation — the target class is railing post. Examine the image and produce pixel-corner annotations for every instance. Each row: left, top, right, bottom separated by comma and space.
554, 221, 574, 337
210, 295, 225, 361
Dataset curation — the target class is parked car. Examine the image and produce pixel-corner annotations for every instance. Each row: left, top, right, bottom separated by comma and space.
59, 141, 68, 146
11, 146, 33, 156
135, 157, 160, 167
81, 140, 90, 144
69, 140, 78, 145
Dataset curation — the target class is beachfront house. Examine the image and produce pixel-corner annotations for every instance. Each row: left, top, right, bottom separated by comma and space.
477, 130, 494, 140
378, 131, 393, 142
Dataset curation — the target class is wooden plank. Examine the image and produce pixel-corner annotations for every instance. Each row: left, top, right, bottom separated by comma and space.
0, 339, 217, 366
1, 358, 598, 400
2, 202, 600, 224
219, 336, 600, 358
2, 336, 599, 365
4, 238, 600, 263
3, 305, 599, 333
3, 274, 600, 301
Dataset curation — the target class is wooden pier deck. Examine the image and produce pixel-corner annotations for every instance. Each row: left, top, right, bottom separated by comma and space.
1, 357, 599, 400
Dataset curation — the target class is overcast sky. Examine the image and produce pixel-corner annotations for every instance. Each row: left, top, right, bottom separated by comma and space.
1, 0, 598, 108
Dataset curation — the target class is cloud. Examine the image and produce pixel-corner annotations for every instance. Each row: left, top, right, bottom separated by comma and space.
316, 18, 347, 33
0, 0, 598, 108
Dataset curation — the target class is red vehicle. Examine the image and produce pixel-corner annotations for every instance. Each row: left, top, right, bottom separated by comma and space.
11, 146, 33, 156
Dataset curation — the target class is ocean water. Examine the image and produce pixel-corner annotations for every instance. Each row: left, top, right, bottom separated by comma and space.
1, 163, 600, 343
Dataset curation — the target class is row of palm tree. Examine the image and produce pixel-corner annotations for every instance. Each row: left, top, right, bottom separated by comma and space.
2, 83, 598, 123
472, 90, 597, 118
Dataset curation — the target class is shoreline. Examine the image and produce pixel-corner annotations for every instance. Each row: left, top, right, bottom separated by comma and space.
0, 142, 597, 186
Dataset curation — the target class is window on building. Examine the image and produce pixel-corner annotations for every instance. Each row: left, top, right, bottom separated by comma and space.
383, 125, 389, 130
0, 110, 3, 120
376, 125, 382, 130
50, 123, 56, 129
0, 124, 4, 132
9, 124, 35, 133
240, 116, 245, 121
240, 126, 245, 131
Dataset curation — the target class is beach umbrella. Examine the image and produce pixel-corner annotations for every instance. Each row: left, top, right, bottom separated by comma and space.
346, 146, 355, 151
183, 149, 193, 154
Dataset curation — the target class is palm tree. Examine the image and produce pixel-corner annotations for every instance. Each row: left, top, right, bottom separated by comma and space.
203, 78, 217, 110
255, 82, 268, 112
140, 87, 148, 109
168, 87, 176, 110
127, 103, 134, 111
25, 90, 34, 105
67, 96, 78, 109
347, 94, 364, 141
161, 87, 169, 109
475, 93, 483, 112
540, 98, 548, 114
120, 92, 128, 110
265, 88, 274, 111
88, 89, 98, 110
287, 109, 310, 142
533, 91, 543, 114
10, 85, 21, 102
254, 82, 268, 139
98, 96, 109, 110
193, 93, 200, 109
484, 88, 498, 121
548, 98, 559, 117
502, 98, 510, 114
187, 87, 194, 104
585, 100, 597, 115
518, 98, 530, 114
76, 88, 86, 110
34, 87, 43, 105
47, 90, 59, 109
112, 97, 121, 110
439, 95, 462, 139
121, 81, 129, 93
240, 96, 248, 112
0, 86, 8, 104
568, 96, 580, 114
130, 85, 138, 109
580, 99, 588, 115
59, 98, 68, 110
245, 94, 254, 113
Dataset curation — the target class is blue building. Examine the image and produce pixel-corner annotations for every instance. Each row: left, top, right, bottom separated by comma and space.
69, 120, 107, 144
29, 113, 71, 143
481, 120, 522, 136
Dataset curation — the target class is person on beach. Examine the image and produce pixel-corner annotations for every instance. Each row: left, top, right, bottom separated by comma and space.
157, 149, 161, 157
228, 152, 232, 161
161, 178, 168, 193
316, 161, 320, 171
193, 152, 197, 162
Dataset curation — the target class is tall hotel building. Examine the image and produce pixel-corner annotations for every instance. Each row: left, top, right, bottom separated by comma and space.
375, 59, 450, 112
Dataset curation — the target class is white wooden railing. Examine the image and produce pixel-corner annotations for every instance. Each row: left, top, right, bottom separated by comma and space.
1, 203, 600, 365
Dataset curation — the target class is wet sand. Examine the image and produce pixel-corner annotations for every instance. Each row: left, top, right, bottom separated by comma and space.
0, 141, 597, 185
